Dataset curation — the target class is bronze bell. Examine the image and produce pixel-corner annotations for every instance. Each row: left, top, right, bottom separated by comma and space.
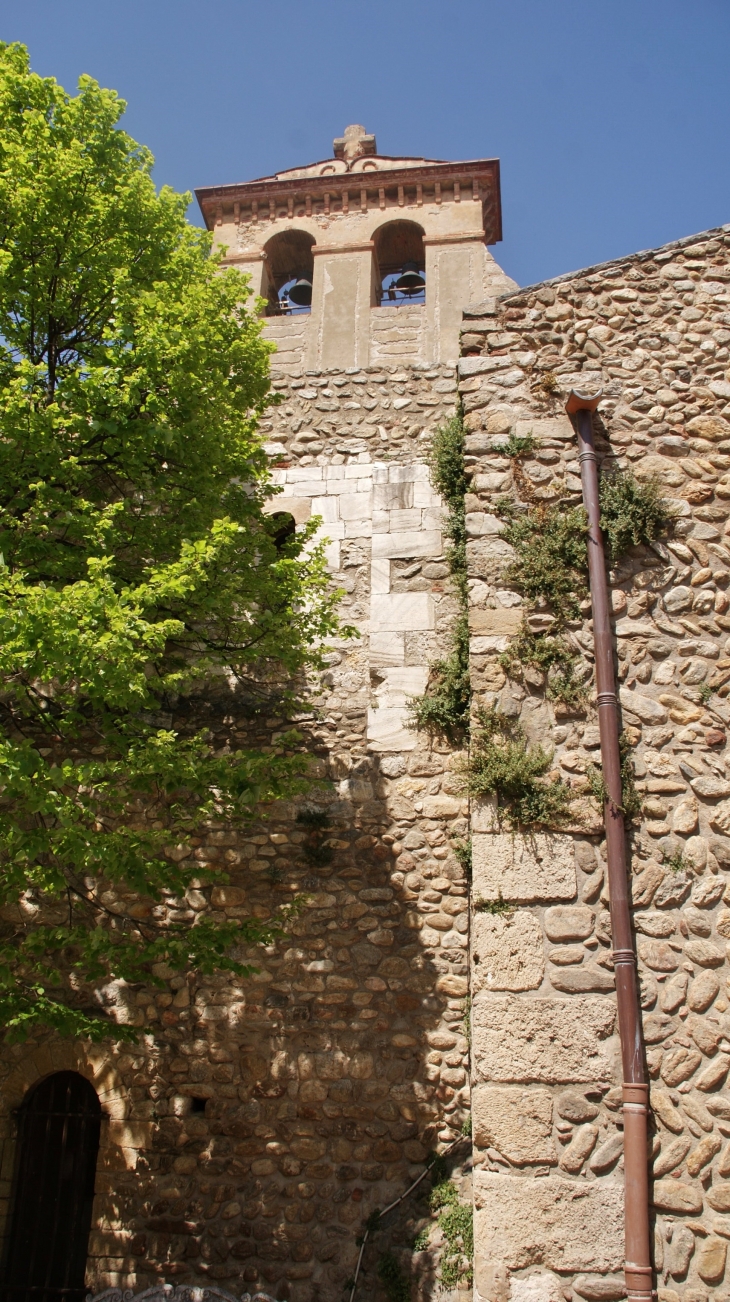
394, 261, 425, 295
287, 276, 313, 307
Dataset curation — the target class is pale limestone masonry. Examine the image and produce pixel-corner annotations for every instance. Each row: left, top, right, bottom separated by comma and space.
465, 222, 730, 1302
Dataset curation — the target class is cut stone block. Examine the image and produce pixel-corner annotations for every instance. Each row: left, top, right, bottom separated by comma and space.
371, 530, 442, 560
472, 1085, 555, 1164
373, 481, 414, 511
282, 465, 324, 483
472, 833, 577, 902
388, 464, 429, 482
338, 491, 373, 520
368, 632, 405, 667
472, 995, 615, 1083
509, 1272, 564, 1302
370, 558, 391, 594
472, 911, 544, 993
469, 608, 524, 635
373, 666, 429, 707
473, 1171, 623, 1278
389, 508, 422, 532
367, 707, 417, 753
344, 518, 373, 538
515, 417, 575, 443
310, 495, 339, 523
370, 593, 435, 632
413, 479, 441, 509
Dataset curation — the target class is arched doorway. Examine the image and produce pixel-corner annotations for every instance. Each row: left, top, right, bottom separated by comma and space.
2, 1072, 101, 1302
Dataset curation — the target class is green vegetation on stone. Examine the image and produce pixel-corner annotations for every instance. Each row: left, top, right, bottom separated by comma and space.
499, 430, 537, 458
377, 1253, 410, 1302
599, 469, 674, 566
0, 43, 351, 1040
409, 415, 470, 739
587, 733, 641, 821
499, 624, 589, 711
663, 848, 691, 875
465, 707, 573, 831
474, 894, 514, 916
429, 1182, 473, 1289
500, 504, 589, 617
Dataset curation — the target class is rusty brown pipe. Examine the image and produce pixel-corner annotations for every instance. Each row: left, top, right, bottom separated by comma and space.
566, 391, 653, 1302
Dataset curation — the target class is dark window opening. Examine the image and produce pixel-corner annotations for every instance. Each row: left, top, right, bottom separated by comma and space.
267, 511, 296, 550
1, 1072, 101, 1302
190, 1097, 207, 1114
263, 230, 315, 316
373, 220, 426, 307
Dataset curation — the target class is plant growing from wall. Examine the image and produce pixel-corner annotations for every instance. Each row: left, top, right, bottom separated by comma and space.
662, 847, 691, 874
499, 624, 589, 712
491, 447, 591, 708
451, 837, 472, 877
474, 893, 514, 916
377, 1253, 410, 1302
465, 707, 573, 831
411, 1226, 430, 1252
496, 459, 673, 713
498, 501, 589, 615
429, 1181, 473, 1289
463, 993, 471, 1047
599, 470, 674, 565
500, 430, 537, 459
618, 733, 642, 820
409, 415, 470, 739
586, 733, 641, 821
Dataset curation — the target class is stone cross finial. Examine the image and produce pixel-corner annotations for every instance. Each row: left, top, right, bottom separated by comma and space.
333, 124, 377, 163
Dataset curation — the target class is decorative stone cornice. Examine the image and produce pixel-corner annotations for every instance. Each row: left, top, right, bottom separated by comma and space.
422, 230, 486, 245
195, 158, 503, 243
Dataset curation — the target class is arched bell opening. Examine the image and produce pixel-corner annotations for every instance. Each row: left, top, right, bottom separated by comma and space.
373, 219, 426, 307
263, 230, 316, 316
2, 1072, 102, 1302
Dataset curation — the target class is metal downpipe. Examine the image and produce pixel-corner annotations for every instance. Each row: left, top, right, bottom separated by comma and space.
566, 391, 653, 1302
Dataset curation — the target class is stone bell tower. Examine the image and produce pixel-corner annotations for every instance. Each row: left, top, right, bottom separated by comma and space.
195, 125, 516, 369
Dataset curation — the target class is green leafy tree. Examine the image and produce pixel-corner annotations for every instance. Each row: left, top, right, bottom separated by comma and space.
0, 44, 349, 1039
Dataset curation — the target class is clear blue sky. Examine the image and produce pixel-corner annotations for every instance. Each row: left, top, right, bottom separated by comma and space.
4, 0, 729, 288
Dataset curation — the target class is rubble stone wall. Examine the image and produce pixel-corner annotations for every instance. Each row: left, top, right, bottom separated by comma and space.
464, 223, 730, 1302
0, 324, 473, 1302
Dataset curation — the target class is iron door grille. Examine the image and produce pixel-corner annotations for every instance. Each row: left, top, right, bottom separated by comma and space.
1, 1072, 102, 1302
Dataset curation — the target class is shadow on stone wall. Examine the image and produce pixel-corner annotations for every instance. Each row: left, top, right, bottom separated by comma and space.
87, 678, 470, 1302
